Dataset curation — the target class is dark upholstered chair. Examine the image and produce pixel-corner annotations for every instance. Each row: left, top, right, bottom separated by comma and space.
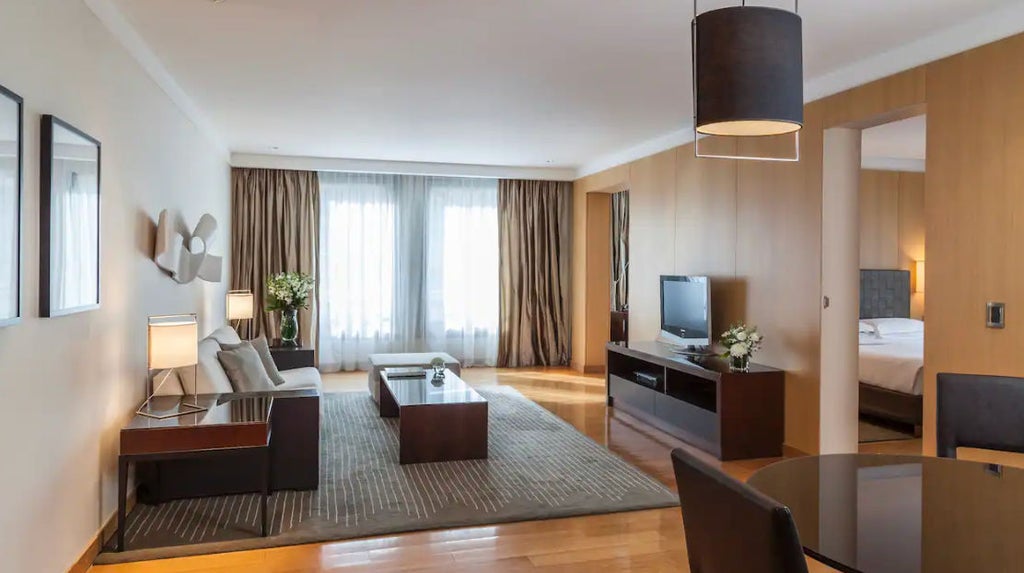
936, 373, 1024, 459
671, 448, 808, 573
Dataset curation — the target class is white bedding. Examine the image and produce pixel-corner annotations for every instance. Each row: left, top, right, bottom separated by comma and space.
859, 332, 924, 395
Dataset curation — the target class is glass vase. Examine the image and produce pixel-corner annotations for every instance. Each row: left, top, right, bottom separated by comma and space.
280, 309, 299, 347
729, 354, 750, 372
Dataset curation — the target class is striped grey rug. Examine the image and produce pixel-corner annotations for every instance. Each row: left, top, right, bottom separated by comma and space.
97, 386, 677, 564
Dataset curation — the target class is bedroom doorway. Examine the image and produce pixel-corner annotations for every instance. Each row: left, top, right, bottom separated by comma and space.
856, 116, 926, 449
820, 111, 926, 455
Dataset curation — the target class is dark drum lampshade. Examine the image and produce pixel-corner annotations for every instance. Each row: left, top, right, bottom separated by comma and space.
693, 6, 803, 137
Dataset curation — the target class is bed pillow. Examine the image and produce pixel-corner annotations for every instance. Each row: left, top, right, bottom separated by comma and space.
862, 318, 923, 337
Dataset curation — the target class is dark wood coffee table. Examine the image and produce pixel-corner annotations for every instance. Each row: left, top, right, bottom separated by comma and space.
117, 394, 273, 551
379, 369, 488, 464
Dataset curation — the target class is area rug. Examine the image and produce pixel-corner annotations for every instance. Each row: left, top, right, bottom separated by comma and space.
96, 386, 678, 564
859, 416, 916, 443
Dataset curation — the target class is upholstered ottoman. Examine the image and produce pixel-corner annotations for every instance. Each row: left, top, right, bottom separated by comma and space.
367, 353, 461, 403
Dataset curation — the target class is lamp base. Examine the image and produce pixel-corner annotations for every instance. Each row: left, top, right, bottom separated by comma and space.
136, 397, 208, 420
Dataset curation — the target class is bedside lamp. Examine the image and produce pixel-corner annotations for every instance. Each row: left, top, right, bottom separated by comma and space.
137, 314, 207, 419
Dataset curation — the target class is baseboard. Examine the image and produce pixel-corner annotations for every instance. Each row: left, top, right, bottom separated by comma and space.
67, 487, 137, 573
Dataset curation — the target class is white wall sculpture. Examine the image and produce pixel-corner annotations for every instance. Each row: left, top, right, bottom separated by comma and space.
153, 209, 223, 284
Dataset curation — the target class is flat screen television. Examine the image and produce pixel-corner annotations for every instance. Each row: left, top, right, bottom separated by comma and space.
659, 275, 711, 348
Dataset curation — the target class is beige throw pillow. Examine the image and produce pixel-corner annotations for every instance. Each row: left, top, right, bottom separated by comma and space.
220, 336, 287, 386
217, 342, 276, 393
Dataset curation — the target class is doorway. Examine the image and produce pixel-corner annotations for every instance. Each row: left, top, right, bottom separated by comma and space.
820, 109, 926, 455
610, 190, 629, 344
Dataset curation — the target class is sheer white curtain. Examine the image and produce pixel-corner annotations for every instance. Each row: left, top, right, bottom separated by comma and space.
318, 172, 498, 371
0, 155, 16, 321
51, 158, 99, 311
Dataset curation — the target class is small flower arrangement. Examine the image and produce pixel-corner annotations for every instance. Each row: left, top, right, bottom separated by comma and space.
265, 271, 315, 312
430, 357, 447, 383
720, 323, 763, 371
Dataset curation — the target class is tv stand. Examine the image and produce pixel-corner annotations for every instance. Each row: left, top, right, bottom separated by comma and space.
606, 341, 784, 460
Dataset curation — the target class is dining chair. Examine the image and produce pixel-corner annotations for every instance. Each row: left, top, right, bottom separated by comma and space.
671, 448, 808, 573
936, 373, 1024, 459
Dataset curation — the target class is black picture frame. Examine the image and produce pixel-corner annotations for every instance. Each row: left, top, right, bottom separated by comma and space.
40, 115, 102, 317
0, 83, 23, 327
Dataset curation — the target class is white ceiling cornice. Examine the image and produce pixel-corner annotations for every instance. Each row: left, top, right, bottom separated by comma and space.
577, 2, 1024, 179
83, 0, 229, 161
231, 153, 577, 181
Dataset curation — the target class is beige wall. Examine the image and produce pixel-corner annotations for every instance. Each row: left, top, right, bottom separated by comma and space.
859, 169, 926, 318
0, 2, 230, 571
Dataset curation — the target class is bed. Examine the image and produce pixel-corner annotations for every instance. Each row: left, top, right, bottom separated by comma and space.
858, 269, 923, 431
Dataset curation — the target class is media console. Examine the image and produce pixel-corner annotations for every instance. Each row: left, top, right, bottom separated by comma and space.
606, 341, 784, 460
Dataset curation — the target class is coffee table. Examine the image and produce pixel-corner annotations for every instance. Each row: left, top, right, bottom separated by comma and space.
117, 394, 273, 551
378, 369, 488, 464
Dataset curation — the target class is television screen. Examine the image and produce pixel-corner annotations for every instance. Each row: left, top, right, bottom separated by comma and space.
661, 276, 710, 343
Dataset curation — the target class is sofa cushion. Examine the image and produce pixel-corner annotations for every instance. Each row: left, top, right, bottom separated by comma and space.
222, 336, 287, 386
218, 342, 277, 393
278, 367, 324, 391
197, 338, 235, 394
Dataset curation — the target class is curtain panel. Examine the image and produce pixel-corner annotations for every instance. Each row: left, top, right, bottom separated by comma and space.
497, 179, 572, 367
318, 172, 499, 371
230, 168, 320, 348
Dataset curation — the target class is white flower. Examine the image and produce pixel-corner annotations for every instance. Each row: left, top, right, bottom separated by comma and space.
729, 343, 749, 357
749, 332, 761, 343
736, 331, 748, 341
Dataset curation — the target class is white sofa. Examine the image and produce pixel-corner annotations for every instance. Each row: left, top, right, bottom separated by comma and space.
156, 326, 323, 395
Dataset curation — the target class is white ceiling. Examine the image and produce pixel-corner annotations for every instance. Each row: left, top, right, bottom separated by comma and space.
106, 0, 1021, 172
861, 115, 927, 171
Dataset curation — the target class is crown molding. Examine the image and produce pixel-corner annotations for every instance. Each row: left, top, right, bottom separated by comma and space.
231, 153, 577, 181
577, 3, 1024, 180
83, 0, 229, 160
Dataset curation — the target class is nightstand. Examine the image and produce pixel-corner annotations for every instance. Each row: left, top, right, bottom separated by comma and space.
269, 343, 315, 370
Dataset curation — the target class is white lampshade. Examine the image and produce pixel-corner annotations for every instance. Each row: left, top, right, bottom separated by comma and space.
148, 315, 198, 369
226, 290, 254, 320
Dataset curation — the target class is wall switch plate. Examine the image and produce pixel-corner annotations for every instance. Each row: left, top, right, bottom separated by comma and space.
987, 302, 1006, 329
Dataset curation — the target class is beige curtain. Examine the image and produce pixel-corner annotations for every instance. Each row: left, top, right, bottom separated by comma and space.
497, 180, 572, 367
231, 168, 320, 349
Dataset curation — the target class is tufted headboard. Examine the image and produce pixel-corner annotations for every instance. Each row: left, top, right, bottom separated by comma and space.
860, 269, 911, 319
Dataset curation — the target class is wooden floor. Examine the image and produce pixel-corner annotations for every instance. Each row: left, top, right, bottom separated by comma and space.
88, 368, 920, 573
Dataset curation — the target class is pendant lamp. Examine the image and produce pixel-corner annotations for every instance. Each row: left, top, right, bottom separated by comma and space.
692, 1, 803, 138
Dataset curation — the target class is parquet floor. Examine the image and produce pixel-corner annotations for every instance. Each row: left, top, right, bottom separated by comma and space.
88, 368, 920, 573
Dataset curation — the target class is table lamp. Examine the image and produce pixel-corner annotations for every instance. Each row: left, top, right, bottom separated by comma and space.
227, 290, 254, 321
137, 314, 207, 419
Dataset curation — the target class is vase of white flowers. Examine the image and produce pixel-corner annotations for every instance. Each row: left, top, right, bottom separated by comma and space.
720, 324, 763, 372
265, 271, 315, 347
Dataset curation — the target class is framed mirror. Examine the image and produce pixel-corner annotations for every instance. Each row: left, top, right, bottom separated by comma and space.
40, 115, 101, 317
0, 84, 22, 327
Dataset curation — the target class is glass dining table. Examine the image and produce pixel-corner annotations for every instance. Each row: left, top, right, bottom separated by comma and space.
747, 453, 1024, 573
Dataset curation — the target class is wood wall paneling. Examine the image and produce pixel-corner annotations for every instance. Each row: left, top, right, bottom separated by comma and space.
859, 170, 901, 269
584, 194, 612, 369
898, 172, 926, 318
626, 150, 678, 343
673, 143, 741, 338
923, 34, 1024, 455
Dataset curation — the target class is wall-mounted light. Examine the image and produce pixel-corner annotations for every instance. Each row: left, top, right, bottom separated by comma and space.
692, 1, 804, 161
915, 260, 925, 294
